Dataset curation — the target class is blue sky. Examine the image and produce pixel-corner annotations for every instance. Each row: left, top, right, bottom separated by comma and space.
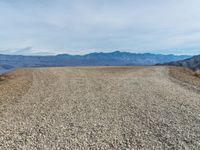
0, 0, 200, 55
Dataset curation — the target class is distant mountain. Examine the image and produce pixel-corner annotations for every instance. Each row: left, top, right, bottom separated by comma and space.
82, 51, 190, 66
164, 54, 200, 71
0, 51, 191, 73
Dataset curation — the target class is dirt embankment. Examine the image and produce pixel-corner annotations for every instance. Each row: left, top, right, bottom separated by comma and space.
194, 70, 200, 78
0, 69, 33, 107
168, 66, 200, 92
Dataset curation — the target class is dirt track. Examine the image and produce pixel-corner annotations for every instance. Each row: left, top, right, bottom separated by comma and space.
0, 66, 200, 149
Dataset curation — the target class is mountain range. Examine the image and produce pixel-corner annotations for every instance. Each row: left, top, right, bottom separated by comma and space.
164, 54, 200, 71
0, 51, 191, 73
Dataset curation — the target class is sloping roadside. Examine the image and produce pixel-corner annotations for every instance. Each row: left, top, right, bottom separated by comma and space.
0, 69, 33, 114
168, 66, 200, 93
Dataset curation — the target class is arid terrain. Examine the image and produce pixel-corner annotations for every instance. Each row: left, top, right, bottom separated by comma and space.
0, 66, 200, 149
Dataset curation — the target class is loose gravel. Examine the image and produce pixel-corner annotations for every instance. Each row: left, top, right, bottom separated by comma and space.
0, 66, 200, 149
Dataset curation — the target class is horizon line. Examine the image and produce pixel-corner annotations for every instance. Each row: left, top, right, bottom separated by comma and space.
0, 50, 194, 57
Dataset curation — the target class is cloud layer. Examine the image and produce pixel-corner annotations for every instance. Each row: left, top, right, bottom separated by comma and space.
0, 0, 200, 55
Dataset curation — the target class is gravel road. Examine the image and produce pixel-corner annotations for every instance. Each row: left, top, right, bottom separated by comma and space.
0, 66, 200, 149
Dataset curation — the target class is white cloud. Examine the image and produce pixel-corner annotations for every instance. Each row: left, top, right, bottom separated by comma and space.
0, 0, 200, 55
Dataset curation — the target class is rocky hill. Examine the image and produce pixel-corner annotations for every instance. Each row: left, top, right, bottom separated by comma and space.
165, 55, 200, 70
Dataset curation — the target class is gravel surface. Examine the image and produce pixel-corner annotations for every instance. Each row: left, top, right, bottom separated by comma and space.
0, 66, 200, 149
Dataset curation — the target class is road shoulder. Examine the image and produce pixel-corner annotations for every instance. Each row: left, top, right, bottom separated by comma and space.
0, 69, 33, 112
168, 66, 200, 93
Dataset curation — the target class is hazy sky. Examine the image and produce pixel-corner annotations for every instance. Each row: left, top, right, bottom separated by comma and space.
0, 0, 200, 55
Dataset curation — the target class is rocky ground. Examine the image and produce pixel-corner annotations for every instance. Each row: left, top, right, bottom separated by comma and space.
0, 66, 200, 149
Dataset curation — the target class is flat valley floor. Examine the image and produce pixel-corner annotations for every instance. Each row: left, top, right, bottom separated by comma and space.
0, 66, 200, 149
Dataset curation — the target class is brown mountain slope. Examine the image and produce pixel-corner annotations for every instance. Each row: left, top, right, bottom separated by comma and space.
165, 55, 200, 70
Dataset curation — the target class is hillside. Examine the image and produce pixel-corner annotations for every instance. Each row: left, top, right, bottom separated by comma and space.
0, 51, 191, 73
165, 55, 200, 70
